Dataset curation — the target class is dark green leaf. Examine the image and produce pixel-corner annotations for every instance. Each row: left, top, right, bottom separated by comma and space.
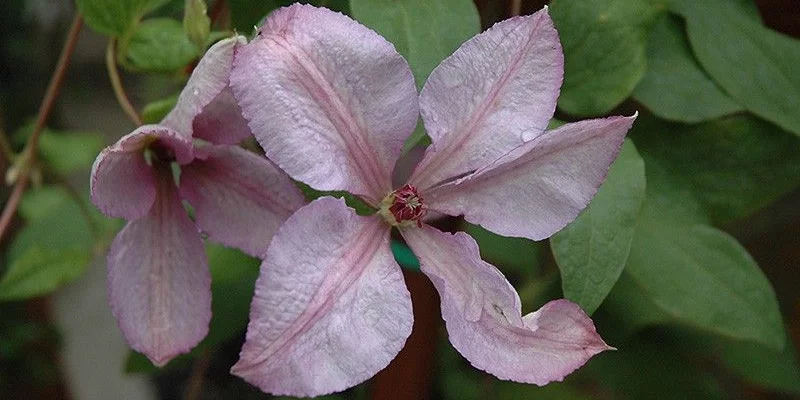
205, 243, 260, 345
125, 18, 200, 72
633, 16, 743, 123
228, 0, 282, 33
37, 129, 105, 174
633, 114, 800, 224
141, 94, 179, 124
580, 333, 724, 400
671, 0, 800, 137
598, 272, 671, 341
626, 222, 785, 349
718, 339, 800, 394
76, 0, 169, 37
552, 140, 646, 314
550, 0, 666, 116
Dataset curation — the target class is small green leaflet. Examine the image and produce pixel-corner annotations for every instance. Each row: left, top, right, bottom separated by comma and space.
76, 0, 170, 37
125, 18, 200, 73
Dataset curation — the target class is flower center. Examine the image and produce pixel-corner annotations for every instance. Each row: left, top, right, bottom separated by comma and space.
378, 184, 426, 228
144, 141, 177, 166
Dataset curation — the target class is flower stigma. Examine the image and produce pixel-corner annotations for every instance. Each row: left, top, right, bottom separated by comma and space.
378, 184, 426, 228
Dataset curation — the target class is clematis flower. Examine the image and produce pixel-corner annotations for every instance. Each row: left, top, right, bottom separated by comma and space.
229, 4, 635, 396
90, 36, 305, 366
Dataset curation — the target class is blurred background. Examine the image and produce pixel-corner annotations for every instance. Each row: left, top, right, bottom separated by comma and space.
1, 0, 799, 399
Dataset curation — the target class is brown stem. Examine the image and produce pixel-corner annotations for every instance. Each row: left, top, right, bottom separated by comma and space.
182, 349, 211, 400
0, 173, 29, 243
0, 14, 83, 245
209, 0, 227, 28
511, 0, 522, 16
106, 39, 143, 126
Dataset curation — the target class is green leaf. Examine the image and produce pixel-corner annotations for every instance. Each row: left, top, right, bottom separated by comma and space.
549, 0, 666, 116
552, 140, 646, 314
76, 0, 170, 37
125, 18, 200, 72
632, 16, 743, 123
0, 248, 91, 301
671, 0, 800, 137
352, 0, 479, 150
351, 0, 479, 88
625, 222, 785, 349
633, 114, 800, 224
598, 272, 671, 341
0, 188, 95, 301
580, 333, 724, 400
37, 129, 105, 175
718, 339, 800, 394
141, 94, 179, 124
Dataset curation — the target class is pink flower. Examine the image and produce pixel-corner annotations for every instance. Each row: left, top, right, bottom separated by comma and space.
90, 37, 305, 366
229, 4, 635, 396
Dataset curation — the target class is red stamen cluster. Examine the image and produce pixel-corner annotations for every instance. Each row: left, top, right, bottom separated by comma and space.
388, 184, 426, 227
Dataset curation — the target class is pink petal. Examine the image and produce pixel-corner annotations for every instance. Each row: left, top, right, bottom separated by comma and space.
230, 4, 419, 203
232, 197, 412, 397
107, 167, 210, 366
90, 125, 194, 220
192, 87, 253, 145
179, 145, 305, 257
401, 225, 611, 385
426, 115, 636, 241
409, 8, 563, 190
162, 36, 246, 138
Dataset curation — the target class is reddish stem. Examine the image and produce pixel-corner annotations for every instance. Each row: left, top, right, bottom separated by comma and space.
0, 14, 83, 244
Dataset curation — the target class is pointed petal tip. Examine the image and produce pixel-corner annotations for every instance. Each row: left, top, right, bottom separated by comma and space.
147, 354, 172, 368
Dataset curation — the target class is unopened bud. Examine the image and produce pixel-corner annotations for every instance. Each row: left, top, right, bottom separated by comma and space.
184, 0, 211, 50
